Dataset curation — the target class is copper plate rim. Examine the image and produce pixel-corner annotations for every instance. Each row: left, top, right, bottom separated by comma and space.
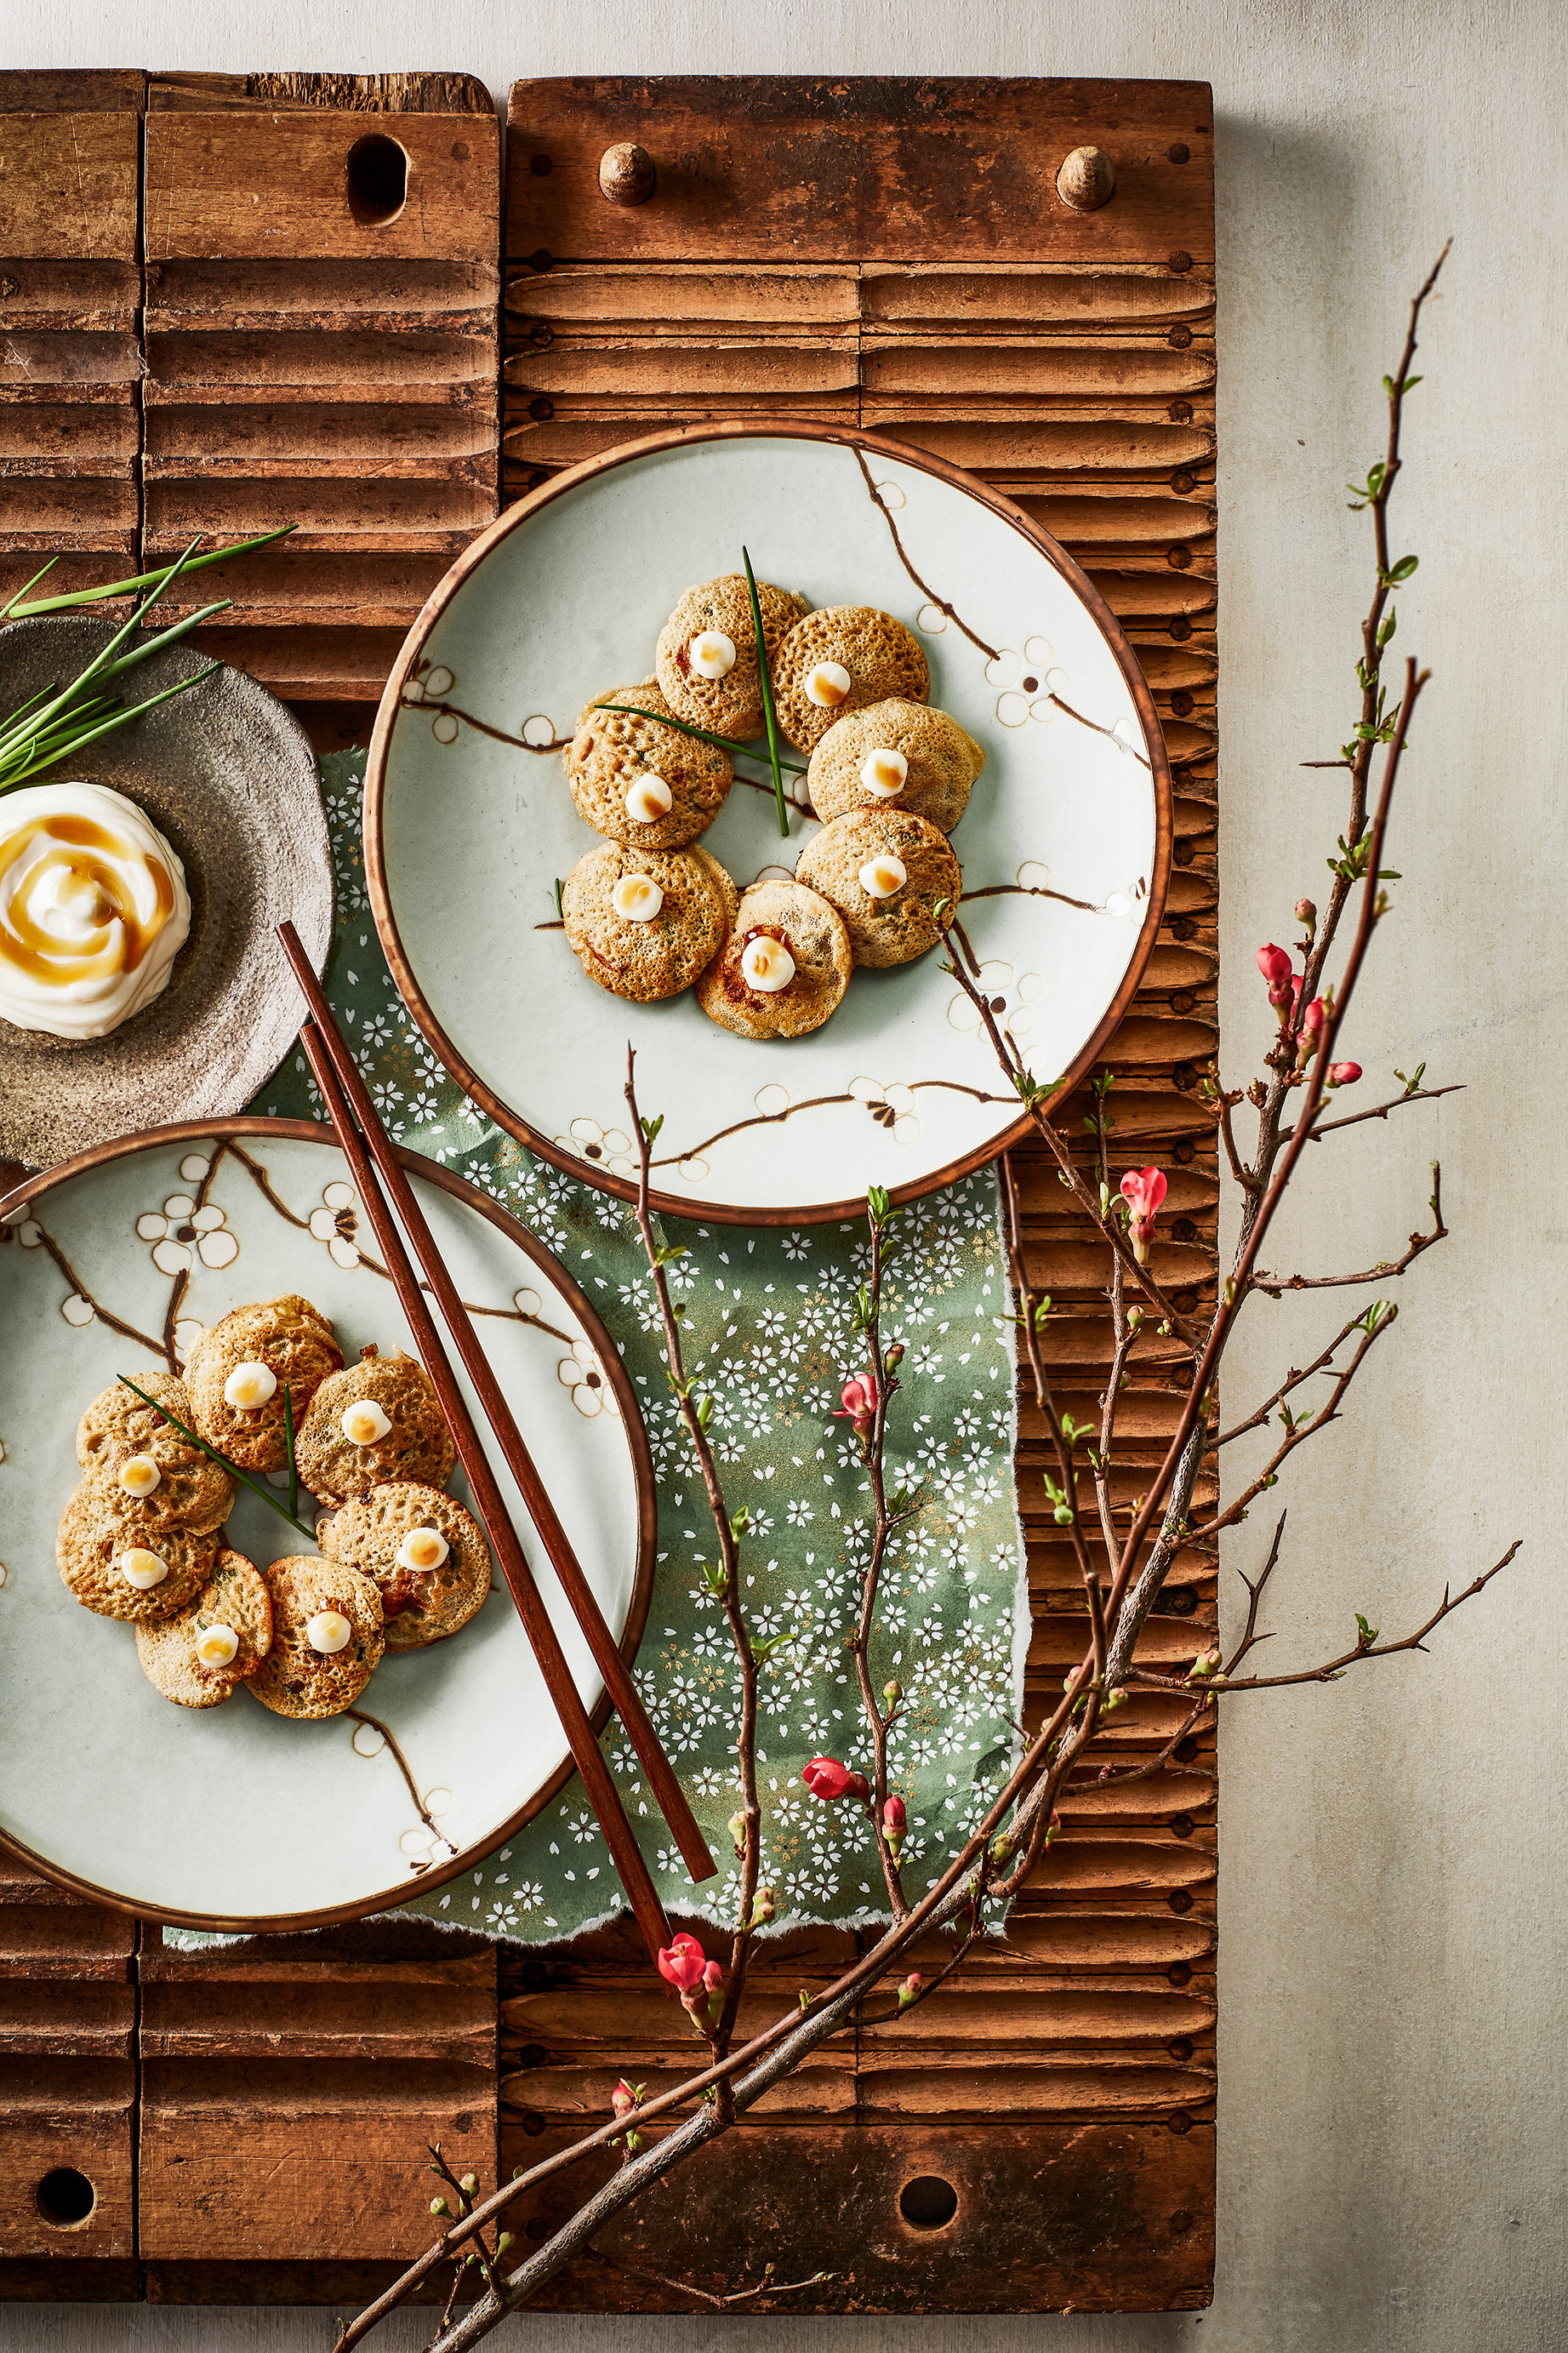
363, 417, 1174, 1227
0, 1115, 659, 1937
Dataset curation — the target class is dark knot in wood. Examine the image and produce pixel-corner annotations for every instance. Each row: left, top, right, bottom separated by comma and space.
599, 142, 657, 206
1056, 145, 1116, 212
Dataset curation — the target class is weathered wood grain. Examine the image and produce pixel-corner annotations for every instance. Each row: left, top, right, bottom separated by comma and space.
139, 77, 499, 701
505, 79, 1214, 269
138, 1951, 498, 2266
0, 77, 141, 613
0, 1866, 138, 2296
494, 2122, 1213, 2313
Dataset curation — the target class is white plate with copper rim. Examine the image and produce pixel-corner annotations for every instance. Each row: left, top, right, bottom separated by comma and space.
0, 1120, 655, 1933
366, 422, 1171, 1225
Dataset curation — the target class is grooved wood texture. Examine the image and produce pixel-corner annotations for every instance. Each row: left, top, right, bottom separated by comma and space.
493, 71, 1218, 2316
0, 73, 142, 616
0, 71, 1216, 2312
140, 71, 500, 703
136, 1946, 498, 2299
0, 1865, 139, 2299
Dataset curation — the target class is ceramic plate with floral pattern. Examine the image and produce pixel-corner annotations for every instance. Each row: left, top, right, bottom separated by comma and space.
367, 424, 1171, 1225
0, 1121, 654, 1930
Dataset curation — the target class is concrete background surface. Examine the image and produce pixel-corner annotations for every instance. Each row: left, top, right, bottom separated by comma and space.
0, 3, 1562, 2348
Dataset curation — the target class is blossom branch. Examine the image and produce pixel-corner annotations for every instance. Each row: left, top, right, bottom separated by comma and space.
1192, 1301, 1399, 1539
1252, 1163, 1446, 1295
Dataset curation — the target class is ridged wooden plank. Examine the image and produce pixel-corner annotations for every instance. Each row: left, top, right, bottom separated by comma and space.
0, 1865, 139, 2298
138, 1950, 498, 2272
0, 73, 141, 613
495, 72, 1217, 2314
140, 71, 499, 701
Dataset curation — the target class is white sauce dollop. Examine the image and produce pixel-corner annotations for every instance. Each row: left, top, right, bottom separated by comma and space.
0, 781, 190, 1040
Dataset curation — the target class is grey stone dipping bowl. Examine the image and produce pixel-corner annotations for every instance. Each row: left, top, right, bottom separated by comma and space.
0, 614, 332, 1171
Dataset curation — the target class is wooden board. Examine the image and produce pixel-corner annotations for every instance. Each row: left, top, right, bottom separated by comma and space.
0, 71, 142, 615
0, 71, 1217, 2315
138, 71, 499, 704
493, 72, 1217, 2316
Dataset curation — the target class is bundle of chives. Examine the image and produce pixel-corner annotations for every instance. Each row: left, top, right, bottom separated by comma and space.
0, 532, 288, 795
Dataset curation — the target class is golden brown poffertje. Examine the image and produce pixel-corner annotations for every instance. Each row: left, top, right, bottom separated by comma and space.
793, 809, 962, 968
185, 1295, 344, 1473
134, 1549, 273, 1709
247, 1555, 385, 1720
295, 1346, 457, 1504
770, 608, 930, 754
317, 1480, 492, 1652
567, 678, 734, 848
805, 699, 984, 834
57, 1481, 220, 1624
655, 574, 808, 743
694, 877, 853, 1040
562, 843, 738, 1002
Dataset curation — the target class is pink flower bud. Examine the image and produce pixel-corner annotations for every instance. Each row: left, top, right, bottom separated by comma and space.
1326, 1060, 1362, 1088
883, 1795, 907, 1840
702, 1959, 724, 1996
1119, 1165, 1167, 1265
656, 1931, 709, 1996
1295, 898, 1317, 926
611, 2079, 638, 2122
1257, 943, 1292, 985
802, 1754, 853, 1801
896, 1971, 923, 2009
1301, 996, 1326, 1034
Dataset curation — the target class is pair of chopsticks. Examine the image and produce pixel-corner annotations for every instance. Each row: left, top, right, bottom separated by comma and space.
277, 922, 714, 1962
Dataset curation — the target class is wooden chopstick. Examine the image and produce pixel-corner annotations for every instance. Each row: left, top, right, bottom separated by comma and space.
277, 931, 715, 1888
288, 1012, 676, 1963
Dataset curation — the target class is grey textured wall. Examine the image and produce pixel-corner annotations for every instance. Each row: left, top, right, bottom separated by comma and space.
1, 3, 1562, 2349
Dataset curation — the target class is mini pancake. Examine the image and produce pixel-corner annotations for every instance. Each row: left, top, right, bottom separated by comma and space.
792, 808, 963, 968
566, 677, 733, 848
134, 1549, 273, 1709
77, 1368, 192, 1471
295, 1346, 456, 1504
83, 1412, 235, 1534
805, 699, 984, 834
655, 574, 808, 742
247, 1555, 385, 1720
57, 1480, 219, 1624
562, 843, 734, 1003
317, 1480, 492, 1651
185, 1294, 344, 1473
694, 877, 852, 1041
771, 607, 929, 755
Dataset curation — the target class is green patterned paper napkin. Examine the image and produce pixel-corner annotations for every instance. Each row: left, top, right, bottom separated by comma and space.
168, 753, 1026, 1948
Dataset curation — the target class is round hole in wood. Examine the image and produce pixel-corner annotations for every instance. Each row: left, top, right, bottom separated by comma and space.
899, 2174, 959, 2230
346, 134, 411, 226
36, 2168, 96, 2227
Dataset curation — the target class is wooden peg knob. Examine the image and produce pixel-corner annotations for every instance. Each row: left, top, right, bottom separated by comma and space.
1056, 146, 1116, 212
599, 143, 656, 206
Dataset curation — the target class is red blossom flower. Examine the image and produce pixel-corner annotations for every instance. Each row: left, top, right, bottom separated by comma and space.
656, 1932, 708, 1996
834, 1373, 879, 1437
802, 1754, 871, 1806
883, 1795, 907, 1837
1300, 996, 1326, 1034
1120, 1166, 1168, 1265
1326, 1060, 1362, 1088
